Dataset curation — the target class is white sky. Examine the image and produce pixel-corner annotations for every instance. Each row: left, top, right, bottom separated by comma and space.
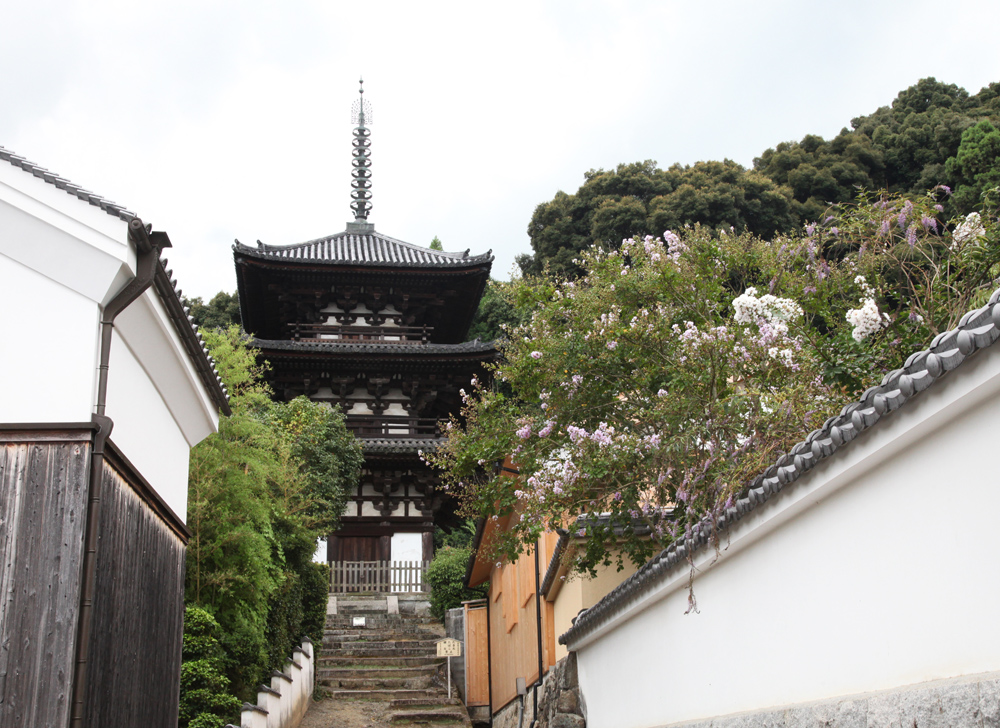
3, 0, 999, 299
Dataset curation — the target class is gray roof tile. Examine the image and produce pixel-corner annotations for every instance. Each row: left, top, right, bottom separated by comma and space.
362, 438, 440, 455
251, 338, 497, 356
0, 146, 135, 221
234, 230, 493, 268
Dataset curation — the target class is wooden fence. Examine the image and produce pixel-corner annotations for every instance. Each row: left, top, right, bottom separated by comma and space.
329, 560, 430, 593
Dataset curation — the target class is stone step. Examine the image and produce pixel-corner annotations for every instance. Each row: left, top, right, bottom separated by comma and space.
325, 614, 437, 624
332, 688, 443, 701
389, 696, 462, 709
326, 647, 439, 658
324, 627, 431, 637
323, 638, 439, 650
320, 675, 434, 690
325, 619, 437, 631
319, 664, 437, 680
338, 604, 388, 614
320, 655, 445, 668
389, 708, 470, 725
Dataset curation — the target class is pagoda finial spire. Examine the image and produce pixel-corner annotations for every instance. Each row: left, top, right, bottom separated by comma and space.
349, 77, 373, 226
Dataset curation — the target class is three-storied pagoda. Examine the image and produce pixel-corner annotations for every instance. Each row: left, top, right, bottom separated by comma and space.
234, 81, 496, 571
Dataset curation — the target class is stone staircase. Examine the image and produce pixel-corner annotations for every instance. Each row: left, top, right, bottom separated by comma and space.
319, 595, 471, 726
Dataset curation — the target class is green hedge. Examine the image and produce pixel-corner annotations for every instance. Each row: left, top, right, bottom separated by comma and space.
424, 546, 488, 620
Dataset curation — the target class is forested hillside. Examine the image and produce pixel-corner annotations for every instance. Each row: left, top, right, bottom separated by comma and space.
518, 78, 1000, 278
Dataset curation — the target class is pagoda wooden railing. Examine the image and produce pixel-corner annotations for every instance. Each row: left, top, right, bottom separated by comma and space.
288, 322, 433, 344
329, 560, 430, 593
345, 416, 442, 439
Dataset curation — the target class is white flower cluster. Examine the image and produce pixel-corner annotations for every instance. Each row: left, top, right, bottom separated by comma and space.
845, 298, 883, 342
854, 275, 875, 297
953, 212, 985, 246
732, 287, 803, 336
767, 347, 795, 367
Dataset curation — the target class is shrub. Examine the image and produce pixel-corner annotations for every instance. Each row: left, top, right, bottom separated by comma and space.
424, 546, 488, 620
178, 607, 241, 728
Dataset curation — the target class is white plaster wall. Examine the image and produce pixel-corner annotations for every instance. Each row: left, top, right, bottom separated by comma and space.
0, 252, 100, 422
313, 538, 328, 564
112, 291, 218, 447
0, 167, 132, 307
0, 160, 220, 520
105, 333, 192, 520
573, 346, 1000, 728
391, 532, 423, 562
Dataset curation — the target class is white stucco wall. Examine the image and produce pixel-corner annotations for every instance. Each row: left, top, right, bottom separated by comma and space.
0, 252, 101, 422
0, 158, 220, 522
571, 345, 1000, 728
104, 331, 194, 520
391, 532, 423, 562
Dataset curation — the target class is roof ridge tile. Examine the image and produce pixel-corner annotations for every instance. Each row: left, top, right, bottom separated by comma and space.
0, 145, 135, 222
233, 228, 493, 268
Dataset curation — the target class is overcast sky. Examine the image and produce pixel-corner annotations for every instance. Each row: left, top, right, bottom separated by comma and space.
3, 0, 999, 300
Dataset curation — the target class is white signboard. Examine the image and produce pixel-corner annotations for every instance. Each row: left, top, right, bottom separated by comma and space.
437, 638, 462, 657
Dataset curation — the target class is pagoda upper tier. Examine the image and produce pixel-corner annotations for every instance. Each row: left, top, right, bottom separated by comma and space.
234, 228, 494, 344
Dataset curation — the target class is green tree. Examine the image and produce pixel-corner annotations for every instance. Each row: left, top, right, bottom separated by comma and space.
185, 291, 242, 329
186, 327, 359, 699
267, 396, 363, 532
946, 120, 1000, 212
468, 279, 523, 342
424, 546, 488, 620
519, 160, 796, 278
754, 132, 883, 222
430, 236, 444, 251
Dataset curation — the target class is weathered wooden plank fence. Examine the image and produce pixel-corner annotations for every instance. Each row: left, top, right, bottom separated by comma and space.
329, 560, 430, 593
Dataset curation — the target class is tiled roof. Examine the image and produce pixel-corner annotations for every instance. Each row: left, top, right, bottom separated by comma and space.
362, 438, 440, 455
251, 338, 497, 356
233, 230, 493, 268
0, 146, 135, 221
559, 286, 1000, 647
155, 258, 231, 415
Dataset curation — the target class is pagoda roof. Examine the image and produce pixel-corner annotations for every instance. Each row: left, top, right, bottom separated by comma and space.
362, 438, 441, 455
251, 338, 497, 356
233, 229, 493, 270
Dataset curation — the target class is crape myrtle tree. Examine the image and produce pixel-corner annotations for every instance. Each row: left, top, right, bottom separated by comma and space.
427, 191, 1000, 574
185, 326, 362, 708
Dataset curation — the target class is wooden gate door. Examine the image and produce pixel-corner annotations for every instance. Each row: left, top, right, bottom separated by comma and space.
332, 536, 390, 591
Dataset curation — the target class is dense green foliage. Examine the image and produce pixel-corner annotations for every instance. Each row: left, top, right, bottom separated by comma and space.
432, 193, 1000, 573
178, 607, 242, 728
468, 279, 523, 342
758, 78, 1000, 221
434, 519, 478, 550
522, 78, 1000, 277
267, 397, 364, 532
185, 327, 362, 710
947, 120, 1000, 212
430, 236, 444, 251
519, 160, 796, 278
185, 291, 241, 329
424, 546, 488, 620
